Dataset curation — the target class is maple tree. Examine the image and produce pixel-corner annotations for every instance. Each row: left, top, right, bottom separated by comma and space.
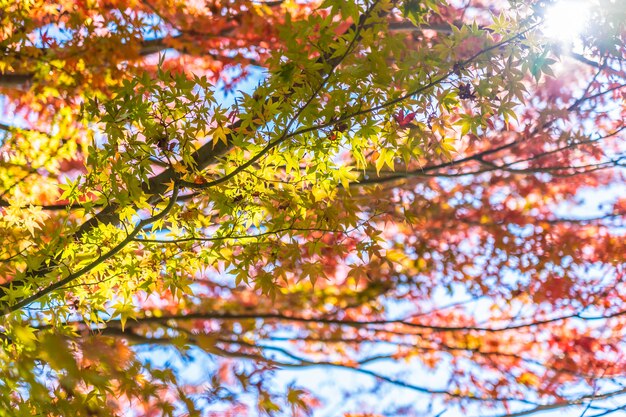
0, 0, 625, 415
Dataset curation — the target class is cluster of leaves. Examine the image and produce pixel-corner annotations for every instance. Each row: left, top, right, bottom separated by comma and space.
0, 0, 625, 416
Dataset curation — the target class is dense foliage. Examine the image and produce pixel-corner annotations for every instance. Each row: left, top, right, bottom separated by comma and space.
0, 0, 625, 415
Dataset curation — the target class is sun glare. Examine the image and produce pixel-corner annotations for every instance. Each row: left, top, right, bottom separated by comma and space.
542, 1, 591, 44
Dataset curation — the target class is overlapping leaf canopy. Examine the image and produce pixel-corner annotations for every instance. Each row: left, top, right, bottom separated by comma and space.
0, 0, 625, 415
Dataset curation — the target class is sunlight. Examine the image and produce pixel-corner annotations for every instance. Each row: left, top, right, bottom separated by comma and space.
542, 1, 591, 44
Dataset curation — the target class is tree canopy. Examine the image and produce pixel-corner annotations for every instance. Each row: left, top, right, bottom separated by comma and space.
0, 0, 625, 415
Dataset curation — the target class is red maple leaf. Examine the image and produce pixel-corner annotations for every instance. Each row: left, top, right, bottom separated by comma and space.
394, 110, 417, 128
